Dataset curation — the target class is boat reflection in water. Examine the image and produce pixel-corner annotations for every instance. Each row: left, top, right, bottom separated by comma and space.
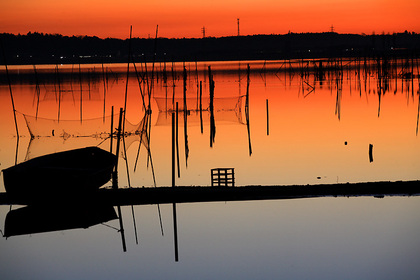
2, 146, 116, 201
3, 203, 117, 238
1, 146, 121, 244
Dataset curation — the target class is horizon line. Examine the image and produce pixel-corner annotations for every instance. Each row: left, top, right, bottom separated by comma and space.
2, 30, 419, 41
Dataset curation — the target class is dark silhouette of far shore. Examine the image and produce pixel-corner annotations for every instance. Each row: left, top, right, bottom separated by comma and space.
1, 31, 420, 65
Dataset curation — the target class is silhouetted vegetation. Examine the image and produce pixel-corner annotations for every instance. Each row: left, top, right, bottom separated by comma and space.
1, 31, 420, 65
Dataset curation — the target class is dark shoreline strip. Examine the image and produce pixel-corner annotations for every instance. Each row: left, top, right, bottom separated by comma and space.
0, 180, 419, 206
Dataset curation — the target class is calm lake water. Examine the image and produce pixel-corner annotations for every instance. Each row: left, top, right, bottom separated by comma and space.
0, 59, 419, 279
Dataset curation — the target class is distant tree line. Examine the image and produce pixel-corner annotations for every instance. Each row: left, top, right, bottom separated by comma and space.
1, 31, 419, 65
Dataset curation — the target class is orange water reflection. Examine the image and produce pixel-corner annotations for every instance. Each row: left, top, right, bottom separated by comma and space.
0, 60, 419, 190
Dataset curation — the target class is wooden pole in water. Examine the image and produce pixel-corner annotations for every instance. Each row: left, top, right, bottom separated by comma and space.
200, 81, 203, 134
113, 108, 124, 189
113, 108, 126, 252
102, 62, 107, 122
132, 58, 147, 111
176, 102, 180, 178
183, 65, 187, 112
163, 54, 167, 85
116, 203, 127, 252
33, 65, 41, 120
416, 91, 420, 135
369, 144, 374, 163
195, 61, 199, 109
246, 65, 250, 110
56, 64, 61, 122
209, 66, 215, 147
87, 69, 91, 98
110, 106, 114, 154
172, 103, 179, 256
0, 40, 19, 138
183, 66, 189, 166
172, 201, 179, 262
123, 25, 132, 135
79, 63, 83, 123
412, 54, 414, 97
172, 61, 175, 106
266, 99, 269, 136
171, 106, 179, 262
150, 25, 159, 108
172, 107, 176, 187
122, 133, 139, 245
246, 64, 252, 156
123, 136, 132, 189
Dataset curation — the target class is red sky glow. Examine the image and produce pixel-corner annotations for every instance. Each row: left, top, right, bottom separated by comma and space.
1, 0, 419, 39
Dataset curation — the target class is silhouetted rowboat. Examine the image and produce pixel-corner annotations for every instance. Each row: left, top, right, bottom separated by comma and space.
2, 146, 116, 200
3, 203, 117, 237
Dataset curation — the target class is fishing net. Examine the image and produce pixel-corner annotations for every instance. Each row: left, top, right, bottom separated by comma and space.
23, 113, 145, 139
22, 112, 151, 161
154, 110, 246, 127
154, 95, 246, 113
24, 133, 146, 161
153, 95, 246, 126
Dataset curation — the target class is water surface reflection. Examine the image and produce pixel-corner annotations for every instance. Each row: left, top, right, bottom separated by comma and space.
0, 59, 419, 278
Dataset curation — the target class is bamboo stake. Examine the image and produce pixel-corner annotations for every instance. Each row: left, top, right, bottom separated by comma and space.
176, 102, 180, 178
172, 61, 175, 106
113, 108, 126, 252
145, 128, 163, 235
150, 25, 159, 106
131, 57, 147, 111
113, 108, 124, 189
123, 136, 132, 188
412, 54, 414, 97
79, 63, 83, 123
132, 112, 163, 235
0, 39, 19, 138
196, 61, 199, 110
172, 108, 179, 262
200, 81, 203, 134
122, 25, 132, 135
172, 108, 175, 187
172, 202, 179, 262
110, 106, 114, 154
416, 87, 420, 135
172, 106, 178, 262
14, 134, 19, 166
56, 64, 61, 122
102, 62, 107, 122
116, 202, 127, 252
246, 64, 252, 156
183, 66, 189, 166
163, 54, 167, 85
133, 119, 144, 173
209, 66, 216, 147
146, 26, 159, 172
33, 65, 41, 120
87, 68, 91, 98
266, 99, 269, 136
122, 134, 139, 245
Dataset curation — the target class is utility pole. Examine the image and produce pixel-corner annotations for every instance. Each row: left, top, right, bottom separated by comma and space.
237, 18, 240, 36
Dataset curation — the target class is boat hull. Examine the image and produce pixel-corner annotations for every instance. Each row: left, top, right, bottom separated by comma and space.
2, 147, 116, 200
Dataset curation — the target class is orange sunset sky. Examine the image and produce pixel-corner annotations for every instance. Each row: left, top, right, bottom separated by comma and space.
1, 0, 419, 39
